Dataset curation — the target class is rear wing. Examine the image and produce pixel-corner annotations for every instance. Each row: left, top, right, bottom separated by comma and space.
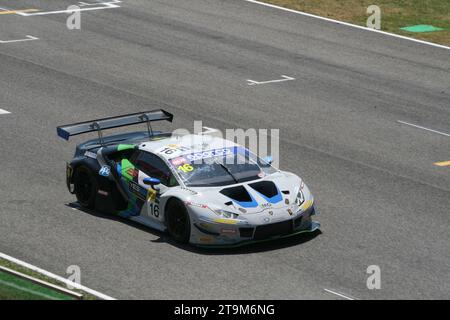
57, 109, 173, 142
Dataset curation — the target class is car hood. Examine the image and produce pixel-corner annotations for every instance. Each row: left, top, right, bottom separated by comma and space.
187, 171, 302, 215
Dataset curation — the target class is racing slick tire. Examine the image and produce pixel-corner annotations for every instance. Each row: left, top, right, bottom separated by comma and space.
166, 199, 191, 243
73, 165, 98, 209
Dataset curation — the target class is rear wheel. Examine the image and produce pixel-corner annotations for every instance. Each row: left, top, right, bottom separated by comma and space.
166, 199, 191, 243
73, 166, 97, 209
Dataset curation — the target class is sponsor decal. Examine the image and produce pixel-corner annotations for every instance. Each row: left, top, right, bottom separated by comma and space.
185, 201, 208, 209
184, 147, 234, 162
180, 187, 198, 195
98, 190, 109, 196
84, 151, 97, 159
260, 203, 272, 209
287, 208, 293, 216
129, 181, 146, 201
126, 168, 138, 178
268, 211, 274, 216
171, 157, 187, 166
99, 165, 111, 177
214, 218, 238, 225
220, 228, 237, 235
147, 188, 158, 202
159, 145, 190, 156
199, 236, 214, 243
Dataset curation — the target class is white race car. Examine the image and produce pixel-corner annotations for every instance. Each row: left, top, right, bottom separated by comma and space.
58, 110, 320, 247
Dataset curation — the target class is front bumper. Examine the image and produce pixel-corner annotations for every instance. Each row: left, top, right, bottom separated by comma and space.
190, 206, 320, 247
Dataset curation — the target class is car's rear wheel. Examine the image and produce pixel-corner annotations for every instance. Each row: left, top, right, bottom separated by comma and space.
73, 166, 97, 209
166, 199, 191, 243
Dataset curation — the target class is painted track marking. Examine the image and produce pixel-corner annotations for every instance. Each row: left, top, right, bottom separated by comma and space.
244, 0, 450, 51
397, 121, 450, 137
0, 35, 38, 44
247, 75, 295, 86
0, 9, 38, 15
15, 1, 121, 16
324, 288, 356, 300
434, 161, 450, 167
0, 109, 11, 114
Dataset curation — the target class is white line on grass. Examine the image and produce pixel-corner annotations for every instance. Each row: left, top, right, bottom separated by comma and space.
0, 252, 115, 300
1, 266, 83, 299
243, 0, 450, 51
0, 279, 59, 300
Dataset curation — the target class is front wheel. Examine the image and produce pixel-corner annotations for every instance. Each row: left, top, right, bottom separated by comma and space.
73, 166, 97, 209
165, 199, 191, 243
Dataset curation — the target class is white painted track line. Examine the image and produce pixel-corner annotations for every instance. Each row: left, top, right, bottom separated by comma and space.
244, 0, 450, 51
0, 35, 38, 44
0, 252, 115, 300
16, 0, 121, 16
324, 288, 356, 300
247, 75, 295, 86
0, 109, 11, 114
398, 120, 450, 137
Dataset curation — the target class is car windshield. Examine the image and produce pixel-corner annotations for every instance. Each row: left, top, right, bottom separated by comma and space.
168, 147, 277, 187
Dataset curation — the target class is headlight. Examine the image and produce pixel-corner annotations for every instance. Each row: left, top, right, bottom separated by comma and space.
296, 190, 305, 206
214, 209, 239, 219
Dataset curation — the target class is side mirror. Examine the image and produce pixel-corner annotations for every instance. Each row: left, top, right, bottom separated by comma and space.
262, 155, 273, 165
143, 177, 161, 186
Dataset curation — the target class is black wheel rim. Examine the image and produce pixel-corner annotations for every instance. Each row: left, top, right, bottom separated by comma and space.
169, 209, 187, 238
77, 171, 92, 203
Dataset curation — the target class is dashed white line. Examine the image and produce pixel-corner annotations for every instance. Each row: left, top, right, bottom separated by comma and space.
16, 0, 121, 16
0, 109, 11, 114
324, 288, 356, 300
244, 0, 450, 51
247, 75, 295, 86
0, 35, 38, 44
397, 120, 450, 137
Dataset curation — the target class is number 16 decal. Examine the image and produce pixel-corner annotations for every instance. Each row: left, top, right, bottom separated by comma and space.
149, 202, 160, 218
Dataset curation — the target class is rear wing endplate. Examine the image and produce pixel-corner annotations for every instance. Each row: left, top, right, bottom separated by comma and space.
57, 109, 173, 142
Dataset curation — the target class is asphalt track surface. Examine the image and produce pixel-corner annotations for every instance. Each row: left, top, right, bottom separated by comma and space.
0, 0, 449, 300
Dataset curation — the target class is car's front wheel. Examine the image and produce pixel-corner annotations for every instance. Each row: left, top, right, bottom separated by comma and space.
73, 165, 97, 209
165, 199, 191, 243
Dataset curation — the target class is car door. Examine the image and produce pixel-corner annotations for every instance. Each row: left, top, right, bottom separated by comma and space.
129, 150, 178, 221
110, 149, 147, 217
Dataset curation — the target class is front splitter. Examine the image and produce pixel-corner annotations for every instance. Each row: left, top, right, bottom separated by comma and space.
194, 221, 321, 249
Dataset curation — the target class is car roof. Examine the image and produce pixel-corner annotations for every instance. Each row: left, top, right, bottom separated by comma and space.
138, 134, 239, 161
